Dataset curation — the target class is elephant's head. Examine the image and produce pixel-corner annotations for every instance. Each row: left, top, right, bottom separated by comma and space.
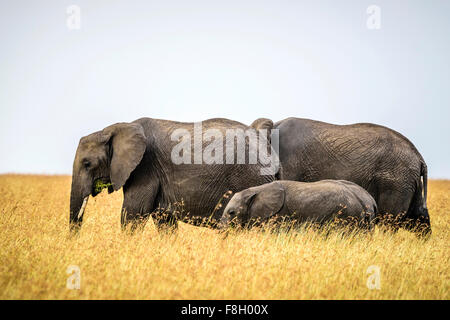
69, 122, 146, 232
219, 182, 285, 228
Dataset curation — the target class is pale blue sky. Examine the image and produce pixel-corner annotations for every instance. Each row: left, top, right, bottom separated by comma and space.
0, 0, 449, 177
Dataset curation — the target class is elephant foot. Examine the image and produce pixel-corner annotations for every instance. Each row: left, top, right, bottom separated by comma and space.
152, 210, 178, 234
121, 212, 151, 234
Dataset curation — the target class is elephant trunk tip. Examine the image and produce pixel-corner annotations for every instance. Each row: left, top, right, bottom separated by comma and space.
69, 222, 80, 232
69, 195, 89, 234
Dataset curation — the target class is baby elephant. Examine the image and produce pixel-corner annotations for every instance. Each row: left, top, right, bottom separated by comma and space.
220, 180, 377, 230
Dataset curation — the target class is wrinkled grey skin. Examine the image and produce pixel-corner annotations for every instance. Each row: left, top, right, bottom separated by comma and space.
251, 117, 431, 235
70, 118, 275, 233
220, 180, 377, 229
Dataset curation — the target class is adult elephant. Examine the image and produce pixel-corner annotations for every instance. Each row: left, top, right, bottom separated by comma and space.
251, 117, 431, 235
70, 117, 276, 232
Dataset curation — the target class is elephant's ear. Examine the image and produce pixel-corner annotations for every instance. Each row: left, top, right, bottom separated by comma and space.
246, 182, 285, 220
250, 118, 274, 131
102, 123, 147, 190
250, 118, 274, 146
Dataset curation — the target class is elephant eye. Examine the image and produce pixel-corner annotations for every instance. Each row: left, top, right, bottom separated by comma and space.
228, 210, 236, 216
82, 160, 91, 169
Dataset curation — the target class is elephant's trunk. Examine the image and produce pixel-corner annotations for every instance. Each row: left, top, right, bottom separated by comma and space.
217, 214, 229, 230
69, 177, 90, 233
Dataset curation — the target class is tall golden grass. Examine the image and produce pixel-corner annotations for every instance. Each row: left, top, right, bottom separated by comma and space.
0, 174, 448, 299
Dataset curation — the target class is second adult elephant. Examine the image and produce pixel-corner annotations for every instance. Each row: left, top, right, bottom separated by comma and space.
70, 117, 276, 232
251, 117, 431, 235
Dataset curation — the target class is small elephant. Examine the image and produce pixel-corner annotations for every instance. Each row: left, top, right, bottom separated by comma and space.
220, 180, 378, 230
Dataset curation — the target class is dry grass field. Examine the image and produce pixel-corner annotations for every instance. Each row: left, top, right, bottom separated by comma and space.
0, 174, 448, 299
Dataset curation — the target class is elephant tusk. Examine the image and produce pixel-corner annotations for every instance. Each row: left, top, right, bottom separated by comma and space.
77, 196, 89, 220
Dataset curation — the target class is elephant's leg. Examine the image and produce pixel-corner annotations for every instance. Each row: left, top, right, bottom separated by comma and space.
120, 206, 150, 233
151, 204, 178, 233
376, 188, 412, 232
121, 201, 152, 233
355, 214, 376, 235
121, 179, 160, 233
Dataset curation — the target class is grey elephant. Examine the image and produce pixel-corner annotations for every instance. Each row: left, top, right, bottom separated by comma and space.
70, 117, 277, 232
251, 117, 431, 235
219, 180, 377, 230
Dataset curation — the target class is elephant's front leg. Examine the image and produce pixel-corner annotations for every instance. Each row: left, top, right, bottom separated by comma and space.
120, 180, 160, 233
151, 204, 178, 233
121, 202, 152, 233
121, 210, 150, 233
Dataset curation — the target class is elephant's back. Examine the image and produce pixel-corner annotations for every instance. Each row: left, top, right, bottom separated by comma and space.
134, 117, 248, 132
275, 117, 424, 163
274, 117, 424, 186
323, 180, 377, 215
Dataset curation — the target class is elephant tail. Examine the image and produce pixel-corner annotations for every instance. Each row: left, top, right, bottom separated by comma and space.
405, 160, 431, 234
421, 161, 428, 210
407, 160, 429, 222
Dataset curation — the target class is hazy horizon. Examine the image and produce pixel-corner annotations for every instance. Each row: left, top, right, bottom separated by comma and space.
1, 1, 449, 178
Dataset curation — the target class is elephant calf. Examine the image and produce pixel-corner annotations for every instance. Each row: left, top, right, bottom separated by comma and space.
220, 180, 377, 230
